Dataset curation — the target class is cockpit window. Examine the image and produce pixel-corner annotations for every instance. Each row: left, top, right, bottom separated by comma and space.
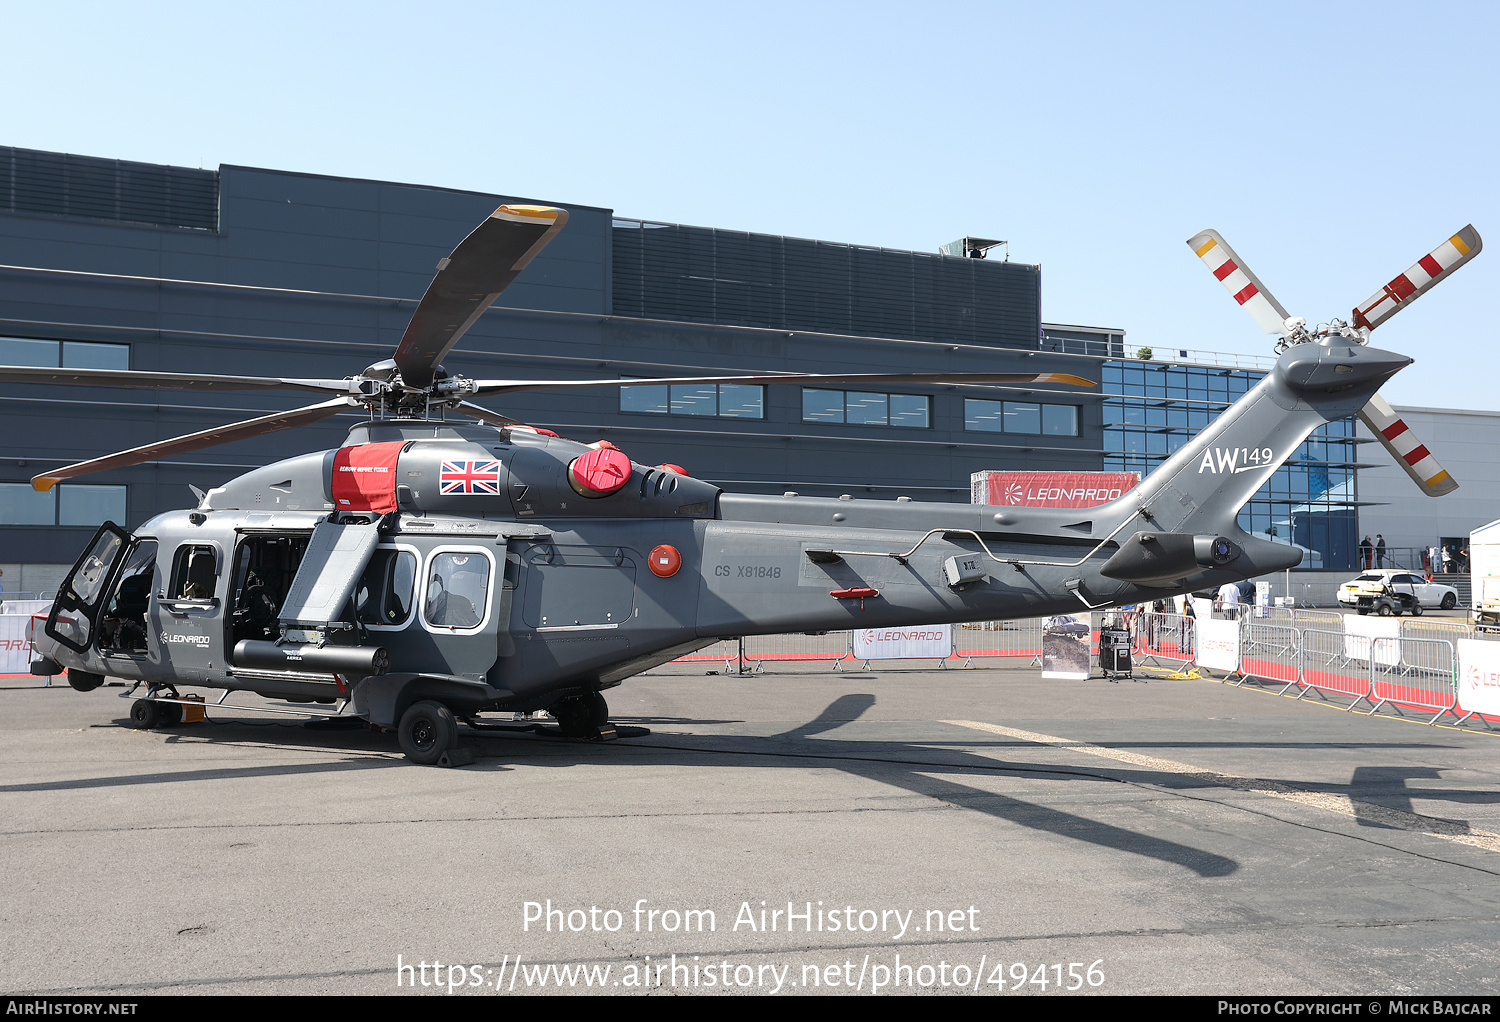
424, 551, 489, 629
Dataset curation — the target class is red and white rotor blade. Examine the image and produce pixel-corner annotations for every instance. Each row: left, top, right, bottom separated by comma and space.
1352, 225, 1482, 331
1187, 229, 1294, 335
1357, 393, 1457, 497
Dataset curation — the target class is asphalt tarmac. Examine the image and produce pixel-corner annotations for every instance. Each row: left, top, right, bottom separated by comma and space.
1, 661, 1497, 997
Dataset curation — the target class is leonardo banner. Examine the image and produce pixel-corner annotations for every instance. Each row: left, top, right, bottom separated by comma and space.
1195, 617, 1240, 673
970, 471, 1141, 508
853, 625, 952, 661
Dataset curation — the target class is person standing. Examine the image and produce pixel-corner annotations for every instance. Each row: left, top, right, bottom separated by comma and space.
1376, 534, 1386, 569
1360, 535, 1373, 570
1216, 580, 1241, 620
1441, 546, 1454, 575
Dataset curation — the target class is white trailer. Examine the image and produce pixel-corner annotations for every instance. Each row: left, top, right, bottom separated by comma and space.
1471, 519, 1500, 629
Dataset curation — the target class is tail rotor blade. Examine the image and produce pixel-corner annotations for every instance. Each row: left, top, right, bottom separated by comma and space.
1357, 393, 1457, 497
1352, 225, 1482, 331
393, 204, 569, 389
30, 397, 353, 491
1186, 229, 1294, 335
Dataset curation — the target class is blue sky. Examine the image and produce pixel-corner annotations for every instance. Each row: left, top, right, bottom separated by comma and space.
4, 1, 1496, 409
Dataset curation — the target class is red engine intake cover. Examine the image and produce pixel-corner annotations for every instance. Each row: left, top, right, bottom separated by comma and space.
569, 447, 632, 497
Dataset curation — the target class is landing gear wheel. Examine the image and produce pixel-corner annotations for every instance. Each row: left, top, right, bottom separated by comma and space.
550, 693, 609, 737
398, 700, 458, 765
130, 699, 160, 729
67, 671, 104, 692
1441, 593, 1457, 610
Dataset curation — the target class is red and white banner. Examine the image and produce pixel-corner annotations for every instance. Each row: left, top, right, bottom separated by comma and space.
0, 615, 31, 673
971, 471, 1140, 508
1457, 639, 1500, 718
853, 625, 951, 660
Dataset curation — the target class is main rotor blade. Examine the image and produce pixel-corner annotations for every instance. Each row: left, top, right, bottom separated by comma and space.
394, 204, 569, 389
1357, 393, 1457, 497
1352, 225, 1482, 331
31, 397, 354, 491
0, 365, 356, 394
1186, 229, 1294, 335
471, 371, 1095, 396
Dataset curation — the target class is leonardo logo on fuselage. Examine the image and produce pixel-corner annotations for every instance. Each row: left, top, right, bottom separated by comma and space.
1198, 447, 1275, 474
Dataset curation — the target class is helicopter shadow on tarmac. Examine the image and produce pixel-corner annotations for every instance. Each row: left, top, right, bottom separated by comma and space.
14, 695, 1487, 874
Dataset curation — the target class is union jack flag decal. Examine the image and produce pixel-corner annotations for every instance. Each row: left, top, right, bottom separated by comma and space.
439, 460, 502, 495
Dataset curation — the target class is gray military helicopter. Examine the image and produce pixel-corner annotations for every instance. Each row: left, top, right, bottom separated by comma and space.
12, 207, 1479, 763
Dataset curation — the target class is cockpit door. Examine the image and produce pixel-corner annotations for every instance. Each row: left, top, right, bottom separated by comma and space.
46, 521, 132, 654
278, 521, 382, 631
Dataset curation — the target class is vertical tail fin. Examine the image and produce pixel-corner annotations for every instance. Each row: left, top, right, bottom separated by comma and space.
1109, 341, 1410, 536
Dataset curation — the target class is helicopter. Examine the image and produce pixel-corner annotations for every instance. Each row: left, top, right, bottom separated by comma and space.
11, 206, 1479, 763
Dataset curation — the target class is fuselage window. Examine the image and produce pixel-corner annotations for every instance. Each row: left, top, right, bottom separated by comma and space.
358, 549, 417, 627
424, 551, 489, 629
170, 545, 218, 599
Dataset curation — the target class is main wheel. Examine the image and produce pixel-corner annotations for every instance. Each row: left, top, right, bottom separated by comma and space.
129, 699, 160, 729
67, 671, 105, 692
549, 693, 608, 737
398, 700, 458, 765
1441, 593, 1457, 610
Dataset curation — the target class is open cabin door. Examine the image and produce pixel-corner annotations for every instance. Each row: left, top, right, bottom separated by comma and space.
46, 521, 132, 654
276, 520, 382, 636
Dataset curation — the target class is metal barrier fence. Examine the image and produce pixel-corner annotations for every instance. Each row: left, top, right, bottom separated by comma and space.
1134, 612, 1194, 666
660, 613, 1490, 728
744, 632, 855, 670
1296, 628, 1370, 704
953, 620, 1042, 666
1291, 608, 1344, 629
1368, 636, 1457, 723
673, 639, 742, 670
1238, 623, 1301, 692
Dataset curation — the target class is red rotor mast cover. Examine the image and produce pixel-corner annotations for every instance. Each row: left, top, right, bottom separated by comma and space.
331, 441, 404, 513
568, 447, 632, 497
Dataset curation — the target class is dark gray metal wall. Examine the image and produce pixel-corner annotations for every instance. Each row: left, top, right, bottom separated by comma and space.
0, 150, 1103, 565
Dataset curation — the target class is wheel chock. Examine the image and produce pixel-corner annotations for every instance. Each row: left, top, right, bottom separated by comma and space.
437, 747, 476, 768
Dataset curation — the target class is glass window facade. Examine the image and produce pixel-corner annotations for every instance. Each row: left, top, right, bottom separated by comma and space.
964, 398, 1080, 436
1101, 361, 1359, 571
0, 337, 129, 369
0, 483, 126, 527
802, 389, 930, 428
620, 381, 765, 419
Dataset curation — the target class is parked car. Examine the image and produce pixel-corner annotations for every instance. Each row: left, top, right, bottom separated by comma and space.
1044, 614, 1091, 637
1337, 570, 1458, 612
